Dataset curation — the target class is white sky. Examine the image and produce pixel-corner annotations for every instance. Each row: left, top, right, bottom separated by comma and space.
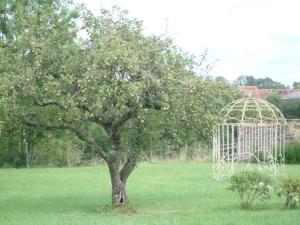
75, 0, 300, 86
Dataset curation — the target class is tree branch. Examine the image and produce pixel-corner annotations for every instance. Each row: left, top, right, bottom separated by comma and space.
33, 96, 66, 111
20, 117, 108, 160
120, 156, 138, 183
143, 96, 163, 111
77, 104, 92, 113
112, 109, 135, 130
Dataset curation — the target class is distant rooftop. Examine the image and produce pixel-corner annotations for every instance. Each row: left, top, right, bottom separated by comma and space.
239, 86, 300, 100
281, 91, 300, 100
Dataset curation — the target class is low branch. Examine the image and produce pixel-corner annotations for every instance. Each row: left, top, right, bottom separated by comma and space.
77, 104, 110, 126
33, 96, 66, 111
20, 117, 108, 160
21, 118, 86, 141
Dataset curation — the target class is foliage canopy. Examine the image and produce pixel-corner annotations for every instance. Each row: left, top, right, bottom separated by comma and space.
0, 1, 238, 205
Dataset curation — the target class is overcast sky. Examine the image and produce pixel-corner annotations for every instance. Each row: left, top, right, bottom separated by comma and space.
75, 0, 300, 86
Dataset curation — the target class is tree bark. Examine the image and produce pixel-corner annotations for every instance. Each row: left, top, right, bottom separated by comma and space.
109, 165, 129, 206
108, 132, 137, 207
20, 129, 26, 167
108, 132, 128, 206
284, 195, 291, 209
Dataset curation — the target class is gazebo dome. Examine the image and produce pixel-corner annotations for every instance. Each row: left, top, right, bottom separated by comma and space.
221, 97, 286, 125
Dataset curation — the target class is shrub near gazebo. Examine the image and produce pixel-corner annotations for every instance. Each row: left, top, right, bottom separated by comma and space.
213, 97, 286, 181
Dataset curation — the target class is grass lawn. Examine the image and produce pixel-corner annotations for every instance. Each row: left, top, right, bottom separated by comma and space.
0, 162, 299, 225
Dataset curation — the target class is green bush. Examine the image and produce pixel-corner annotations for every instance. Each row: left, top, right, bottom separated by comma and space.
228, 169, 274, 209
284, 142, 300, 164
277, 175, 300, 209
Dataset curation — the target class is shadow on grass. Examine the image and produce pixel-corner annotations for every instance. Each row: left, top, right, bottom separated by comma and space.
2, 193, 142, 217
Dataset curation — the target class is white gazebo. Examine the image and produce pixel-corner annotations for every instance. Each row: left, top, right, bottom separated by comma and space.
213, 97, 286, 181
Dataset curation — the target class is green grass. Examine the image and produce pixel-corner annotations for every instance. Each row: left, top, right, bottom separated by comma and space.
0, 162, 299, 225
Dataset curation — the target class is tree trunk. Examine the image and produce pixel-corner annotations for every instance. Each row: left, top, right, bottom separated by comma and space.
27, 129, 34, 166
25, 141, 29, 168
67, 138, 71, 167
107, 132, 137, 207
112, 182, 128, 205
110, 168, 129, 206
108, 133, 129, 206
284, 195, 291, 209
149, 137, 153, 162
108, 159, 130, 206
20, 129, 26, 167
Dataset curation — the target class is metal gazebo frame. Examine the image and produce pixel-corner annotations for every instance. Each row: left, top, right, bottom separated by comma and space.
213, 97, 286, 181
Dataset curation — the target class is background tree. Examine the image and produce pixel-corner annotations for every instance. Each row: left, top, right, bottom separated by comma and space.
234, 75, 285, 89
292, 82, 300, 89
0, 0, 78, 167
234, 75, 256, 86
214, 76, 228, 83
267, 92, 300, 119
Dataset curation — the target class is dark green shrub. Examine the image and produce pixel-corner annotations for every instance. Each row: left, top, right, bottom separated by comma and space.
228, 169, 274, 209
277, 175, 300, 209
284, 142, 300, 164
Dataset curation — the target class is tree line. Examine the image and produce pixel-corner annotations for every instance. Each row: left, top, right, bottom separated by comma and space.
233, 75, 300, 89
